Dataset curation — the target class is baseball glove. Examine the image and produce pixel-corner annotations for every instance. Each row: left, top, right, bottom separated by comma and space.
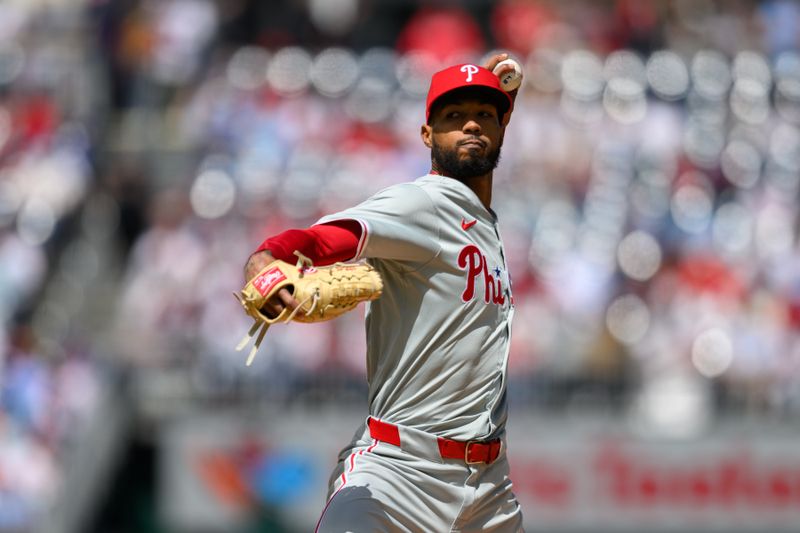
234, 251, 383, 366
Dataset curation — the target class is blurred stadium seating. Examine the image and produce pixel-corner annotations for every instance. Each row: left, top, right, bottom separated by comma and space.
1, 0, 800, 531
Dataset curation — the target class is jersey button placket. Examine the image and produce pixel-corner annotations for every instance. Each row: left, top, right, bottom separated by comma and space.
493, 222, 512, 303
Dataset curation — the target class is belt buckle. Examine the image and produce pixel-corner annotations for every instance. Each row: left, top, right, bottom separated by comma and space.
465, 441, 482, 464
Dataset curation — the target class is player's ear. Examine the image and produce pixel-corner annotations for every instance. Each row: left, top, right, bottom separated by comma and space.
420, 124, 432, 148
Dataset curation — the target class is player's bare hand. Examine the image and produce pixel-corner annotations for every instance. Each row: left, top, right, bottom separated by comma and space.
483, 52, 513, 77
484, 53, 524, 88
482, 52, 521, 126
244, 250, 299, 318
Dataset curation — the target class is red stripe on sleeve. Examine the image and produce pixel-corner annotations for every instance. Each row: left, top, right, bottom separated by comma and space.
255, 219, 362, 266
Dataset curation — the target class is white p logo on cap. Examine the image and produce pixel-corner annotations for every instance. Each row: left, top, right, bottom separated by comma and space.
460, 64, 479, 82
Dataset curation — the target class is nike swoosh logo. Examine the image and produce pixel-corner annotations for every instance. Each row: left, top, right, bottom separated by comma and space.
461, 218, 478, 231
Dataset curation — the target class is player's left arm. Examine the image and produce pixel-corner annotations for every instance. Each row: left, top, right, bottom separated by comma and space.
244, 219, 362, 281
482, 52, 523, 126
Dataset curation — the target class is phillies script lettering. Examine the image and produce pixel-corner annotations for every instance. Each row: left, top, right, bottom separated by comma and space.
458, 244, 506, 305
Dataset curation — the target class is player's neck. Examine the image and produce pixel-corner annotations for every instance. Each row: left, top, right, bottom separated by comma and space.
461, 174, 493, 210
430, 168, 493, 209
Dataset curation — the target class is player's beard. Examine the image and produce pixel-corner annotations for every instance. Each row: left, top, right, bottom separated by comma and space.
431, 138, 501, 180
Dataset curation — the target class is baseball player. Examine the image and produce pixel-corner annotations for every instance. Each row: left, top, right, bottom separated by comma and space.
244, 53, 523, 532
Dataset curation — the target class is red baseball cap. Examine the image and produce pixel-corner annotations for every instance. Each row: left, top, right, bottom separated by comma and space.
425, 63, 513, 123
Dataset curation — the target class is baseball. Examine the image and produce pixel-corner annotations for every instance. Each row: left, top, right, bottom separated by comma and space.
493, 58, 523, 92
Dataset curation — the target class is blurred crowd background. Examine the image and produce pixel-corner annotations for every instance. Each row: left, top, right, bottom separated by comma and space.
2, 0, 800, 531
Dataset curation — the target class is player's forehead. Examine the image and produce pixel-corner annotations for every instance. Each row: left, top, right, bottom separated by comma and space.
430, 98, 499, 125
428, 85, 506, 124
438, 98, 498, 112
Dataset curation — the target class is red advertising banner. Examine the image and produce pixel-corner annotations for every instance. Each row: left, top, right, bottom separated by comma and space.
160, 410, 800, 532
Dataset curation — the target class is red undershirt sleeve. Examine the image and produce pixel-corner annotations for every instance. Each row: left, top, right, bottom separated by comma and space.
255, 219, 362, 266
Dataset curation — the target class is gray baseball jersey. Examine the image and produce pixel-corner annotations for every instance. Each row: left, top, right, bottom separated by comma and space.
317, 173, 515, 442
315, 173, 522, 532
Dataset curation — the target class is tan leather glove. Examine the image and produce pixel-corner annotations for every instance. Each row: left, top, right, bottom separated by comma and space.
235, 252, 383, 365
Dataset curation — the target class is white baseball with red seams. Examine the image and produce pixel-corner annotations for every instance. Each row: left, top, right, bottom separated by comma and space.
493, 58, 523, 92
314, 173, 522, 531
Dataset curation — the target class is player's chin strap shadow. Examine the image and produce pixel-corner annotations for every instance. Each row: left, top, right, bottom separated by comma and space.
234, 251, 320, 366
